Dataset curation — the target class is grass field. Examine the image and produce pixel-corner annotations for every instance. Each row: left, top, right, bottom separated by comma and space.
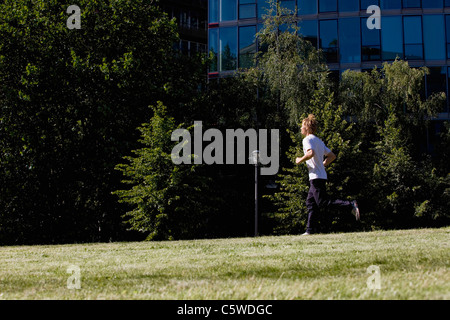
0, 227, 449, 300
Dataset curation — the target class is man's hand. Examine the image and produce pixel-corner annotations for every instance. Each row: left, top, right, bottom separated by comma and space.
323, 151, 336, 167
296, 149, 314, 164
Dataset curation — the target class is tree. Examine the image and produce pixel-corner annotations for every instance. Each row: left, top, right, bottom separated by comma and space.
266, 90, 361, 234
248, 0, 330, 127
339, 60, 449, 229
0, 0, 181, 244
247, 2, 449, 233
113, 102, 219, 240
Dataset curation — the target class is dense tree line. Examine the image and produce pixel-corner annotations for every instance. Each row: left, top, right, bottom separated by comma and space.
0, 0, 448, 244
0, 0, 198, 244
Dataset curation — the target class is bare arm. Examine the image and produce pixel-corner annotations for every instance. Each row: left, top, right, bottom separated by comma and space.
323, 151, 336, 167
296, 149, 314, 164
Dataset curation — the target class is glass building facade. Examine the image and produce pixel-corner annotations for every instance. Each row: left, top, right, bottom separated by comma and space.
208, 0, 450, 117
160, 0, 208, 56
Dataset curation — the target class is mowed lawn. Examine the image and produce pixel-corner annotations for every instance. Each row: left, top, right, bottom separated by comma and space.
0, 227, 448, 300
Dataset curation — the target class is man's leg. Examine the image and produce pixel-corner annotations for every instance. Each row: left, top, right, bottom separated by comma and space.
305, 182, 319, 234
312, 179, 352, 209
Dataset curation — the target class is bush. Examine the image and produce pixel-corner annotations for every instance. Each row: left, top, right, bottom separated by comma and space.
113, 102, 219, 240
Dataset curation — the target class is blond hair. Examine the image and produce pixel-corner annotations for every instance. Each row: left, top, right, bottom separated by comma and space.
302, 114, 318, 134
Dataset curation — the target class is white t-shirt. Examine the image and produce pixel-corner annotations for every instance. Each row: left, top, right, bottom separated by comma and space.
302, 134, 331, 180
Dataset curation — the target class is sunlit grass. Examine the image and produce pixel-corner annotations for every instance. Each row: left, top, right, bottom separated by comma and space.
0, 227, 449, 299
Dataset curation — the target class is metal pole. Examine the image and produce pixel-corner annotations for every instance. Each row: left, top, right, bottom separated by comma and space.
254, 163, 258, 237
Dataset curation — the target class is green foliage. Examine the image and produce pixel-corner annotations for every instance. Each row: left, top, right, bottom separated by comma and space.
371, 109, 422, 225
0, 0, 183, 244
371, 108, 450, 228
267, 90, 361, 234
113, 102, 218, 241
254, 8, 449, 234
248, 0, 329, 127
338, 61, 449, 229
339, 59, 444, 127
265, 129, 308, 234
337, 61, 449, 229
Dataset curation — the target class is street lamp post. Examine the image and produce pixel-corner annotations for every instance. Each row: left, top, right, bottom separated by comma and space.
251, 150, 260, 237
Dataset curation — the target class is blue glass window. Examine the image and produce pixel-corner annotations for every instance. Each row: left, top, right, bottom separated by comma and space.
221, 0, 237, 21
209, 0, 219, 23
403, 16, 423, 60
299, 0, 317, 14
446, 16, 450, 58
209, 28, 219, 72
447, 67, 450, 112
361, 17, 381, 61
427, 67, 446, 97
339, 18, 361, 63
220, 27, 238, 71
319, 19, 338, 62
299, 19, 318, 47
381, 16, 403, 60
427, 67, 447, 112
381, 0, 401, 9
339, 0, 359, 11
258, 0, 272, 18
319, 0, 337, 12
361, 0, 379, 9
446, 0, 450, 6
239, 0, 256, 19
239, 25, 257, 69
423, 15, 445, 60
423, 0, 443, 8
403, 0, 421, 8
280, 0, 297, 14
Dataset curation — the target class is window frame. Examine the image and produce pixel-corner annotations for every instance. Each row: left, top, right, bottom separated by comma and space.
220, 0, 238, 22
361, 17, 381, 61
423, 14, 445, 61
422, 0, 443, 8
339, 17, 361, 63
299, 19, 318, 48
361, 0, 379, 10
403, 15, 424, 61
239, 0, 257, 19
402, 0, 421, 8
380, 0, 402, 9
319, 19, 339, 63
338, 0, 360, 12
381, 15, 404, 60
319, 0, 338, 13
238, 24, 257, 69
219, 26, 238, 72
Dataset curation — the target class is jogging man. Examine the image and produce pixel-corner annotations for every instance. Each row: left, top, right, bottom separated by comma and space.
296, 114, 360, 235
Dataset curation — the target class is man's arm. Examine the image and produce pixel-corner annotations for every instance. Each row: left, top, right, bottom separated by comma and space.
296, 149, 314, 164
323, 151, 336, 167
